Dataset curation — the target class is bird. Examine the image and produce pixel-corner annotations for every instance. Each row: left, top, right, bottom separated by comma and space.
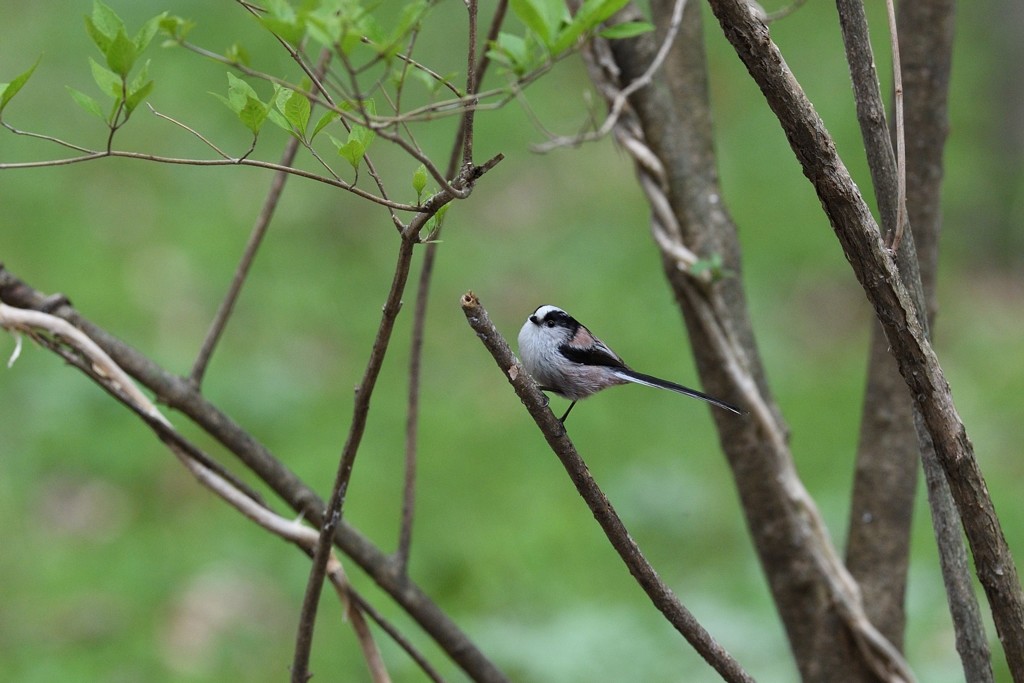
517, 304, 744, 422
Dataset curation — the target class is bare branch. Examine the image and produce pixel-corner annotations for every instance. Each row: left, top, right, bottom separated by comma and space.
148, 105, 233, 160
704, 1, 1024, 676
883, 0, 908, 251
399, 0, 510, 576
188, 49, 336, 388
460, 292, 754, 683
0, 146, 421, 211
0, 303, 169, 429
0, 265, 510, 683
290, 154, 502, 682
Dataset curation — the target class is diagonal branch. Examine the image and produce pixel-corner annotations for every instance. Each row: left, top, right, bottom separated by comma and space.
399, 0, 509, 576
290, 154, 502, 682
460, 292, 754, 683
189, 49, 335, 388
0, 264, 510, 683
704, 1, 1024, 677
835, 2, 990, 676
588, 2, 914, 679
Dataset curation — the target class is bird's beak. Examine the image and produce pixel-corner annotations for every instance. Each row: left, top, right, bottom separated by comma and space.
529, 316, 538, 325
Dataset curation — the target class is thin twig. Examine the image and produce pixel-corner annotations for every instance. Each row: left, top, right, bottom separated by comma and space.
883, 0, 908, 251
0, 146, 421, 211
290, 156, 501, 683
349, 591, 447, 683
462, 0, 479, 168
460, 292, 754, 683
398, 0, 508, 575
0, 303, 169, 428
763, 0, 807, 23
188, 49, 335, 388
148, 105, 233, 159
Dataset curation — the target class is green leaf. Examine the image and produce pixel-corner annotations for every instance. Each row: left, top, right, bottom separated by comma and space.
225, 72, 258, 111
576, 0, 631, 26
159, 15, 195, 42
0, 58, 41, 115
224, 43, 251, 67
689, 253, 732, 281
412, 164, 427, 198
87, 0, 126, 50
122, 61, 153, 117
89, 57, 122, 99
125, 79, 154, 115
281, 88, 310, 133
599, 21, 654, 40
67, 87, 106, 121
237, 94, 268, 134
389, 0, 429, 45
128, 60, 150, 93
332, 124, 374, 170
263, 0, 296, 22
489, 32, 532, 75
424, 202, 451, 237
265, 107, 293, 134
552, 0, 631, 53
213, 74, 267, 133
305, 11, 342, 48
133, 12, 167, 52
259, 16, 306, 45
105, 29, 138, 77
310, 110, 339, 140
258, 0, 305, 46
84, 16, 112, 54
509, 0, 558, 47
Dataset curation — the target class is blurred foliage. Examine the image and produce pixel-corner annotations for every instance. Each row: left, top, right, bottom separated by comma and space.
1, 1, 1021, 681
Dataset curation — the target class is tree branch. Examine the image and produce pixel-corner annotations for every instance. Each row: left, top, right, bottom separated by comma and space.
399, 0, 508, 576
0, 264, 510, 683
188, 49, 335, 388
704, 1, 1024, 676
589, 2, 913, 678
460, 292, 754, 683
290, 152, 502, 682
835, 0, 921, 650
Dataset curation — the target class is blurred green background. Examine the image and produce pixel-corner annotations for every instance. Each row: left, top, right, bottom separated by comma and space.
1, 1, 1021, 681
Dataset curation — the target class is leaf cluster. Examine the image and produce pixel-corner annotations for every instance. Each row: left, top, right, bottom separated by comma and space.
73, 0, 164, 127
490, 0, 652, 75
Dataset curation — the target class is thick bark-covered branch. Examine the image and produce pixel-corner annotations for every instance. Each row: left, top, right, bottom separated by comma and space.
581, 2, 911, 679
836, 0, 923, 650
838, 0, 991, 678
703, 1, 1024, 677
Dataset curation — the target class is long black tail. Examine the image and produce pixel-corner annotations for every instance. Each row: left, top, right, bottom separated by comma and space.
614, 369, 745, 415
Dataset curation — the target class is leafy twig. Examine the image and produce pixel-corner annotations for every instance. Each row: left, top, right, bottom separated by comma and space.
532, 0, 687, 153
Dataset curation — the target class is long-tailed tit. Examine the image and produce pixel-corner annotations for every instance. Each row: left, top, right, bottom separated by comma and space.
518, 305, 744, 422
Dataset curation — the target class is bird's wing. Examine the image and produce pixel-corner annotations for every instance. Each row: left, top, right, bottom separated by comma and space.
558, 325, 628, 368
